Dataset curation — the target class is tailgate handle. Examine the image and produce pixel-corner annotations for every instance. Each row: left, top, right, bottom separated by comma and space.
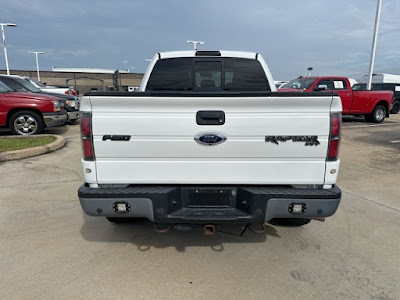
196, 111, 225, 125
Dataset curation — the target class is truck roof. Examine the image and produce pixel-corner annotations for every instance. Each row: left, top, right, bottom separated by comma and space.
158, 50, 258, 59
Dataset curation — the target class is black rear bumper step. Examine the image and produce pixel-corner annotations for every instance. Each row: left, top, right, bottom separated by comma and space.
78, 185, 341, 199
79, 185, 176, 198
78, 185, 341, 223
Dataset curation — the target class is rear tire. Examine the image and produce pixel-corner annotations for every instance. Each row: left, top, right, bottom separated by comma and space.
269, 218, 311, 227
9, 110, 44, 135
366, 104, 386, 123
390, 100, 400, 114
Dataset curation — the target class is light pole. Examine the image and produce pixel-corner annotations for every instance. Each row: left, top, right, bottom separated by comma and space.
307, 67, 313, 77
28, 51, 44, 81
186, 40, 205, 50
0, 23, 17, 75
366, 0, 382, 90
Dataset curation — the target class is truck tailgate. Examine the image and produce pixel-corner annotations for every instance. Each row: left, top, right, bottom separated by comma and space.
88, 95, 336, 185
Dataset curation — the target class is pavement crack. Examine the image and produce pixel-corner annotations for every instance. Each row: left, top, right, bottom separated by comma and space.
0, 179, 82, 188
342, 189, 400, 213
38, 163, 84, 180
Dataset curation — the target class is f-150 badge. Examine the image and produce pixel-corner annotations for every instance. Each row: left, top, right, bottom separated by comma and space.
265, 136, 320, 146
195, 132, 227, 146
102, 135, 131, 141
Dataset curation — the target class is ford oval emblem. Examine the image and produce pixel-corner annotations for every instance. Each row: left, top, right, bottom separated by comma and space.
194, 132, 227, 146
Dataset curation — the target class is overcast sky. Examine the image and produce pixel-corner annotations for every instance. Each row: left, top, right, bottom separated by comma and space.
1, 0, 400, 80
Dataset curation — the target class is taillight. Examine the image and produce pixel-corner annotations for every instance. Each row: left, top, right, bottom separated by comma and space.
65, 90, 77, 96
327, 112, 341, 161
80, 112, 95, 161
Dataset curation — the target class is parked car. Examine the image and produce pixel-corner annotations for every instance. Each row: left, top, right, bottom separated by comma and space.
353, 83, 400, 114
0, 81, 66, 135
25, 76, 78, 97
78, 50, 342, 229
0, 75, 79, 124
279, 76, 393, 123
274, 80, 288, 89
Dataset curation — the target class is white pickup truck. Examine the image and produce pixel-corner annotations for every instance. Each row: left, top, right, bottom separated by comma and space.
24, 76, 78, 98
78, 50, 342, 231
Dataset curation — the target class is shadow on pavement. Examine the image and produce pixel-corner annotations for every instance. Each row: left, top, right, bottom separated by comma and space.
44, 125, 69, 135
0, 124, 71, 136
342, 115, 399, 125
354, 130, 400, 151
80, 216, 280, 252
342, 116, 366, 123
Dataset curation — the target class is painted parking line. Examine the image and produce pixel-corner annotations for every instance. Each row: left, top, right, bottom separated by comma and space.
390, 140, 400, 144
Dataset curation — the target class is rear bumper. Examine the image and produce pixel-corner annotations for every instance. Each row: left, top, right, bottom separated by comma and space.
43, 111, 68, 127
78, 184, 341, 224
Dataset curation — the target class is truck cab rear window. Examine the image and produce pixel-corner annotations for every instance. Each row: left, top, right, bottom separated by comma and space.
146, 58, 193, 91
146, 57, 270, 92
195, 61, 222, 89
223, 58, 269, 91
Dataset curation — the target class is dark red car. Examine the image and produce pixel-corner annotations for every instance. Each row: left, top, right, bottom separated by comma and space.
0, 81, 67, 135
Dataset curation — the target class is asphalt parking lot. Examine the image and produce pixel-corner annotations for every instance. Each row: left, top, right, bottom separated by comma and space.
0, 115, 399, 300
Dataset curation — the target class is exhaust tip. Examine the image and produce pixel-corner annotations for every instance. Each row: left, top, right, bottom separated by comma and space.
204, 225, 216, 236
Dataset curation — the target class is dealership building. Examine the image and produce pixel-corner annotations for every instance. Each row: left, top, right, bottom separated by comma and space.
0, 68, 144, 95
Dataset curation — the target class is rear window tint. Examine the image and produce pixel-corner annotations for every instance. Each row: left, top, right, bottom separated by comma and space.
146, 57, 270, 92
195, 61, 222, 89
146, 58, 193, 91
223, 58, 269, 91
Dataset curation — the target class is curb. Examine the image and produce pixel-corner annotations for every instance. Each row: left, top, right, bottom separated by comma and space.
0, 135, 66, 162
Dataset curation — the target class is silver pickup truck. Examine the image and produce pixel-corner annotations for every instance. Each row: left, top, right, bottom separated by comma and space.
78, 50, 342, 233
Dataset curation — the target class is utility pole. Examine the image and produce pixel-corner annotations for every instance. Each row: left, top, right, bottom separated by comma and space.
366, 0, 382, 90
0, 23, 17, 75
186, 40, 205, 50
113, 70, 120, 91
28, 51, 45, 81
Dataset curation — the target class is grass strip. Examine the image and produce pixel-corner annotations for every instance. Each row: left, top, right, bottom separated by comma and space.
0, 136, 56, 152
